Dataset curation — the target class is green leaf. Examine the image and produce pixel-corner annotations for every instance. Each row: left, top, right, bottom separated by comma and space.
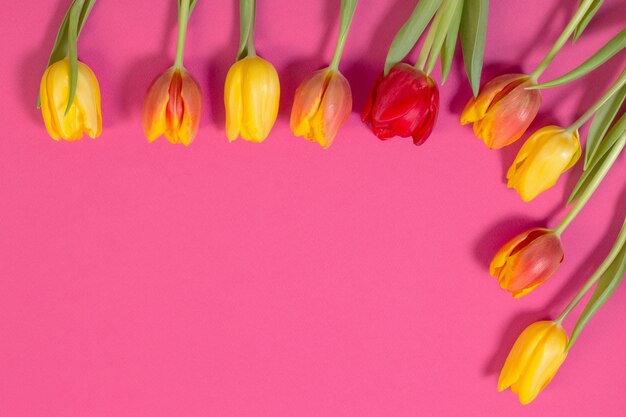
573, 0, 604, 42
569, 229, 626, 348
568, 120, 625, 204
584, 84, 626, 169
532, 27, 626, 89
460, 0, 488, 97
383, 0, 442, 75
441, 0, 463, 83
237, 0, 256, 60
77, 0, 97, 36
426, 0, 461, 76
65, 0, 85, 115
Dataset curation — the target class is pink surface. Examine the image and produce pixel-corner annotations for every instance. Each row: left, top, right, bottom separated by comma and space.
1, 1, 625, 415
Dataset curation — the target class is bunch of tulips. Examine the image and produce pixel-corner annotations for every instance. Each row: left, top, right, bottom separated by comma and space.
37, 0, 626, 406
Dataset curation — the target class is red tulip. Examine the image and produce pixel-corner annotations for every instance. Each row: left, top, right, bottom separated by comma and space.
361, 63, 439, 145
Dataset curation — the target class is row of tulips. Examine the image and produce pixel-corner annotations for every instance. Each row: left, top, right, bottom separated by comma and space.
39, 0, 490, 150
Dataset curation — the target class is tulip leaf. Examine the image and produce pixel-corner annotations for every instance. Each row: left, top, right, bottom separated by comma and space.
532, 27, 626, 89
179, 0, 198, 14
426, 0, 461, 76
569, 224, 626, 349
568, 117, 626, 205
237, 0, 256, 60
584, 84, 626, 169
460, 0, 488, 97
441, 0, 463, 84
573, 0, 604, 42
383, 0, 442, 75
77, 0, 96, 36
65, 0, 84, 115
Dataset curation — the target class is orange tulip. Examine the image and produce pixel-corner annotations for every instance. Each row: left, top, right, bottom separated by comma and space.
142, 67, 202, 146
290, 69, 352, 148
490, 228, 563, 297
461, 74, 541, 149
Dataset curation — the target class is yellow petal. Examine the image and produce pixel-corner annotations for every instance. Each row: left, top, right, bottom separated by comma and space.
224, 60, 244, 142
507, 127, 581, 201
498, 321, 552, 392
240, 56, 280, 143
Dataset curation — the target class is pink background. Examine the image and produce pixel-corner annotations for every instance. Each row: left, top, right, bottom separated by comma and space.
1, 1, 625, 415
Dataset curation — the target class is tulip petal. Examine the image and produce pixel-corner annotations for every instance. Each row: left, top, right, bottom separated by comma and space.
461, 74, 527, 124
179, 70, 203, 146
498, 321, 552, 393
317, 71, 352, 148
291, 71, 327, 139
225, 60, 244, 142
143, 69, 175, 142
240, 57, 280, 142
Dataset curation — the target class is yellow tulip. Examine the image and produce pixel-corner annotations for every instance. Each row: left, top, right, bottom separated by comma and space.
498, 321, 568, 405
39, 58, 102, 141
224, 56, 280, 143
507, 126, 581, 201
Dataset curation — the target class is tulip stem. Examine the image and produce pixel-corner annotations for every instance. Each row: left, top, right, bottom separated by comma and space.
329, 0, 357, 70
566, 68, 626, 133
415, 13, 439, 71
246, 0, 256, 57
554, 136, 626, 236
556, 216, 626, 326
174, 0, 192, 69
529, 0, 595, 81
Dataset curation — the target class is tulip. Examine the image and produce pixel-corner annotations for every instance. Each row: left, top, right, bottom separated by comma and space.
507, 126, 581, 202
142, 67, 202, 146
498, 321, 568, 405
461, 74, 541, 149
490, 228, 563, 297
361, 63, 439, 146
39, 58, 102, 141
224, 56, 280, 143
290, 69, 352, 149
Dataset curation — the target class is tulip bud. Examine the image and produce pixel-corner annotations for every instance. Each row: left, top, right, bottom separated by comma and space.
490, 228, 564, 297
39, 58, 102, 141
142, 67, 202, 146
361, 63, 439, 146
290, 69, 352, 149
461, 74, 541, 149
224, 56, 280, 143
498, 321, 568, 405
507, 126, 581, 201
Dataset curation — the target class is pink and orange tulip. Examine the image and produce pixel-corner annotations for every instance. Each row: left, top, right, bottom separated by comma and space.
142, 67, 202, 146
290, 69, 352, 149
461, 74, 541, 149
490, 228, 564, 297
498, 321, 568, 405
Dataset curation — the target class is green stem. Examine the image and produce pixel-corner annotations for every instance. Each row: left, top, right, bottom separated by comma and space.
329, 0, 357, 70
554, 136, 626, 236
567, 68, 626, 132
529, 0, 595, 81
247, 0, 256, 57
415, 12, 439, 71
556, 215, 626, 324
174, 0, 191, 69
